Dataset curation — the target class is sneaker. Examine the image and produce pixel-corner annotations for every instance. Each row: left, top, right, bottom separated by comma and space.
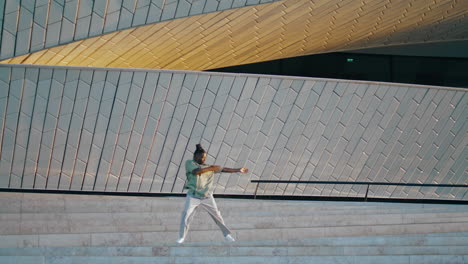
176, 237, 185, 244
225, 234, 235, 242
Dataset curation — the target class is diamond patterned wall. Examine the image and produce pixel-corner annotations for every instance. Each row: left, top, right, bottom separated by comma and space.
0, 64, 466, 200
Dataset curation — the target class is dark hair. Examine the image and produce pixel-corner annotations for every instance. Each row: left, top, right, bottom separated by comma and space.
195, 144, 206, 155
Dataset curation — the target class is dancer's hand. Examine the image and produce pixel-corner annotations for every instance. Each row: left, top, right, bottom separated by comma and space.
240, 168, 249, 173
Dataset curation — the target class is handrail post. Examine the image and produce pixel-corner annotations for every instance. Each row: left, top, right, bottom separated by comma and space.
254, 182, 259, 199
364, 184, 370, 202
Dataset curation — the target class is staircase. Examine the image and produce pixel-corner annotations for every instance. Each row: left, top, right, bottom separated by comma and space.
1, 192, 467, 263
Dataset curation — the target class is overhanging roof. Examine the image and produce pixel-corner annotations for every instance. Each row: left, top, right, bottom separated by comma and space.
1, 0, 467, 70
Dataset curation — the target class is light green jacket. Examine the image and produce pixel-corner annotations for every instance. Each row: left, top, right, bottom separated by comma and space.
184, 160, 220, 198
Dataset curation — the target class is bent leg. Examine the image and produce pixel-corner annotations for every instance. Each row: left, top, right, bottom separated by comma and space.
200, 196, 232, 236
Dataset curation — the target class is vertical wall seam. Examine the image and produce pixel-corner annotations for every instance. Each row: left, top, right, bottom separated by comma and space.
170, 74, 212, 193
19, 0, 36, 59
57, 70, 81, 189
51, 0, 65, 49
41, 0, 52, 53
210, 77, 247, 193
236, 77, 261, 194
0, 67, 12, 162
72, 0, 82, 42
156, 74, 186, 192
353, 86, 395, 195
118, 73, 147, 191
126, 71, 149, 192
161, 74, 208, 192
166, 74, 203, 193
20, 68, 39, 188
238, 78, 269, 194
128, 0, 138, 27
288, 82, 323, 196
147, 73, 173, 193
113, 72, 137, 191
105, 72, 134, 191
0, 0, 6, 58
258, 81, 296, 195
387, 89, 438, 198
45, 69, 68, 189
275, 81, 310, 196
8, 68, 26, 187
101, 0, 109, 34
33, 68, 53, 188
196, 77, 223, 159
80, 70, 109, 190
267, 81, 305, 195
94, 70, 123, 191
11, 0, 22, 57
253, 80, 299, 195
137, 73, 162, 192
58, 0, 80, 45
68, 70, 94, 190
85, 0, 97, 40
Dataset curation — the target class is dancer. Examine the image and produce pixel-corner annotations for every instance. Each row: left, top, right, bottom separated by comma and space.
177, 144, 248, 244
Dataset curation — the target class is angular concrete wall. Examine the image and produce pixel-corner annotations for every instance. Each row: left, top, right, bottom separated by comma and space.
0, 64, 466, 200
0, 0, 279, 59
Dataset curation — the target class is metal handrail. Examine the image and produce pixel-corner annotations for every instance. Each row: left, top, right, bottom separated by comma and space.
250, 180, 468, 200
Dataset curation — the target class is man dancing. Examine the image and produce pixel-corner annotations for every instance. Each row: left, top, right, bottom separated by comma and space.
177, 144, 248, 244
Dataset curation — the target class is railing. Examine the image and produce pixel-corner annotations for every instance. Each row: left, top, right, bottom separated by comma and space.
251, 180, 468, 201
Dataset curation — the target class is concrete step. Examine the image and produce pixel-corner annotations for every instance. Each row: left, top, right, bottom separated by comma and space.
2, 193, 468, 263
1, 221, 468, 247
1, 245, 468, 257
2, 232, 468, 253
3, 212, 468, 235
8, 207, 467, 225
31, 199, 468, 214
3, 193, 465, 214
4, 199, 467, 235
1, 255, 467, 264
2, 230, 467, 249
190, 233, 468, 247
6, 202, 468, 220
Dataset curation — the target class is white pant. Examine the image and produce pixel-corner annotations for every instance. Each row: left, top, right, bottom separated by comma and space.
179, 193, 231, 239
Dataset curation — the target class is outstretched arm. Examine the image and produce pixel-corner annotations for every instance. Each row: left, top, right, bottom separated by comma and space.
193, 166, 249, 175
222, 167, 249, 173
192, 165, 222, 176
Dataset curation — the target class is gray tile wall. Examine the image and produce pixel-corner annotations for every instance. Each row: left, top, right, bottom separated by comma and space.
0, 0, 280, 60
0, 64, 466, 200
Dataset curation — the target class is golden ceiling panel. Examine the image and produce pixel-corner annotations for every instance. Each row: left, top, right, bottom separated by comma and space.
2, 0, 467, 70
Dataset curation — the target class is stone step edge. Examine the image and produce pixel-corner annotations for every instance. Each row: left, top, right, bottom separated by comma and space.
5, 219, 468, 236
9, 215, 468, 229
11, 205, 466, 213
2, 232, 467, 248
0, 245, 467, 257
8, 205, 466, 214
4, 219, 468, 236
0, 255, 467, 263
12, 208, 468, 218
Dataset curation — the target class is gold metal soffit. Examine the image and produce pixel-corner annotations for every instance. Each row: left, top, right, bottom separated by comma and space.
2, 0, 467, 71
